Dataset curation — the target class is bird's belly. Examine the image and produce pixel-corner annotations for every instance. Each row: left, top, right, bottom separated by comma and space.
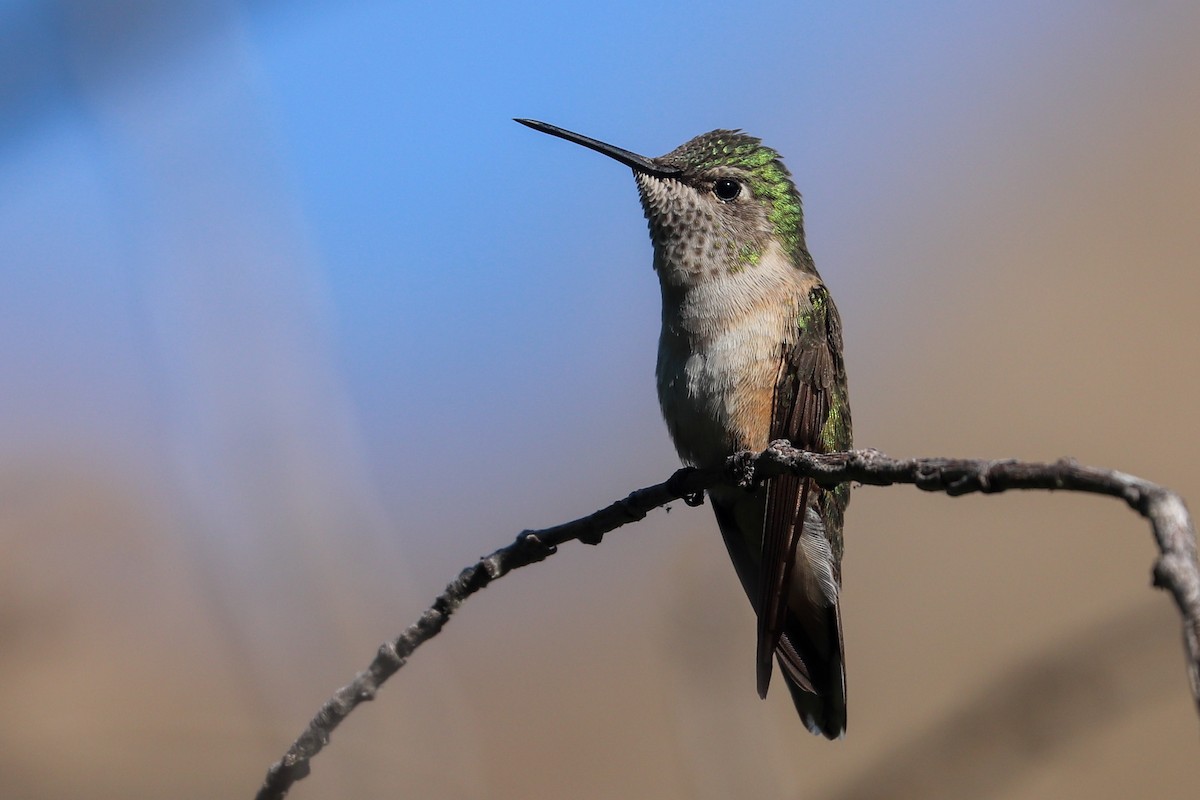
656, 325, 780, 468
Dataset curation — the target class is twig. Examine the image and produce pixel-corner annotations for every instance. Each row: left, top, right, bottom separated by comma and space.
255, 445, 1200, 799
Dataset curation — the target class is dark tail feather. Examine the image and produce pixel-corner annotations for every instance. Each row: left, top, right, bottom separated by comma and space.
778, 600, 846, 739
709, 491, 846, 738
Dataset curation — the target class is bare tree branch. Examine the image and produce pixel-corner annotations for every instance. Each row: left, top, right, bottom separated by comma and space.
255, 444, 1200, 800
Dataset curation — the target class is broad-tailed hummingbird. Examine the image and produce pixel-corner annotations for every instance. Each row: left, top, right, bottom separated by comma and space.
517, 119, 852, 738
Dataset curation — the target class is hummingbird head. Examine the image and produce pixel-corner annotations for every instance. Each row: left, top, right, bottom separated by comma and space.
516, 119, 812, 286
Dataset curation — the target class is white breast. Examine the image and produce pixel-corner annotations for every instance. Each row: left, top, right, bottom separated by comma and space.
654, 243, 808, 467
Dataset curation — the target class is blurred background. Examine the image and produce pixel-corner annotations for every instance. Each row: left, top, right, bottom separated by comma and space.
2, 1, 1198, 797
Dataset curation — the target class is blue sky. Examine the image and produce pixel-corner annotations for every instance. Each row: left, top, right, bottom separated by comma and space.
236, 1, 1083, 478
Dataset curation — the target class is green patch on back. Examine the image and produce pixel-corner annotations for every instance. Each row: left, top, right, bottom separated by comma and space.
796, 287, 827, 333
820, 393, 851, 452
796, 285, 851, 454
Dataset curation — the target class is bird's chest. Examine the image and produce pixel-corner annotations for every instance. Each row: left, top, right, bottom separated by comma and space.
656, 301, 790, 468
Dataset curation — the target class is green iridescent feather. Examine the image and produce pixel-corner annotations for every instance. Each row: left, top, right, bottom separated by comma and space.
663, 131, 807, 263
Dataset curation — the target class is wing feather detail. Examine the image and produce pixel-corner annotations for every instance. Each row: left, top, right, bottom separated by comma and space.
755, 283, 849, 698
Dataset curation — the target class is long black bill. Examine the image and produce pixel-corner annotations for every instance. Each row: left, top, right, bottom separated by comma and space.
515, 119, 681, 179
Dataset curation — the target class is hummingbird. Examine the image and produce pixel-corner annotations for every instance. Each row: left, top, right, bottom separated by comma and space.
516, 119, 852, 739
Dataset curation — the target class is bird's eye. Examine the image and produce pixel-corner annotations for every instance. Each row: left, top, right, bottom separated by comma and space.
714, 179, 741, 202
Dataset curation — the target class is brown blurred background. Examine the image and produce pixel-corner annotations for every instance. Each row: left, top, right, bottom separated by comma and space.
1, 2, 1197, 798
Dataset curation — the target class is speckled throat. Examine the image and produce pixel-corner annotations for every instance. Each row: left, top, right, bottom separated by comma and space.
636, 171, 777, 285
